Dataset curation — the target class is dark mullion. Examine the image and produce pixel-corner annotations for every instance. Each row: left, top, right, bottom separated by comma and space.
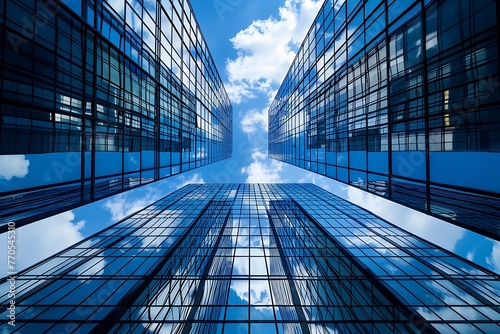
292, 191, 437, 334
267, 208, 312, 334
422, 0, 432, 219
90, 186, 222, 333
180, 195, 235, 334
386, 0, 393, 203
7, 188, 189, 304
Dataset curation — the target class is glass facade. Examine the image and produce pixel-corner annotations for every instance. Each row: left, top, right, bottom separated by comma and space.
1, 183, 499, 333
268, 0, 500, 239
0, 0, 232, 230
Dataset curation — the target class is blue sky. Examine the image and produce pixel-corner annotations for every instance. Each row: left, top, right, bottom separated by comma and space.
3, 0, 499, 275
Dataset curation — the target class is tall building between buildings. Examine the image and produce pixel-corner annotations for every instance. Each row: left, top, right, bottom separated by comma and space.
1, 183, 499, 333
0, 0, 232, 230
268, 0, 500, 239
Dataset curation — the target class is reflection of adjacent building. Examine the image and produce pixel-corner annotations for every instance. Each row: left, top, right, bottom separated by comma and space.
0, 176, 154, 225
0, 0, 232, 231
269, 199, 418, 333
268, 0, 500, 240
350, 178, 500, 236
2, 184, 499, 332
108, 177, 155, 189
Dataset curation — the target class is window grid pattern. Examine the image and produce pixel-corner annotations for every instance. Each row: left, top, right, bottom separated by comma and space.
0, 0, 232, 229
1, 183, 499, 333
268, 0, 500, 240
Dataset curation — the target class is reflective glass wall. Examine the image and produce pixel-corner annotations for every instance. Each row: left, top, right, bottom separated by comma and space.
0, 0, 232, 229
268, 0, 500, 239
1, 184, 499, 333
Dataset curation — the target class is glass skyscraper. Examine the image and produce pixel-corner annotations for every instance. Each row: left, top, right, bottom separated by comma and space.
2, 183, 499, 333
0, 0, 232, 230
268, 0, 500, 240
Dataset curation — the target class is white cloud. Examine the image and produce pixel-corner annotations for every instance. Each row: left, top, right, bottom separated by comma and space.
174, 173, 205, 189
231, 274, 272, 307
140, 269, 189, 334
226, 0, 323, 103
415, 279, 491, 332
345, 186, 465, 252
73, 253, 106, 278
0, 155, 30, 180
224, 82, 256, 105
266, 89, 279, 105
195, 148, 207, 159
240, 108, 268, 134
0, 211, 85, 272
103, 190, 161, 222
241, 150, 286, 183
298, 171, 340, 192
487, 242, 500, 274
103, 173, 203, 222
106, 0, 125, 16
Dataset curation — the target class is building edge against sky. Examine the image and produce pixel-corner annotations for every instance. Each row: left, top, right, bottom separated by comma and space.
0, 0, 232, 231
268, 0, 500, 240
1, 183, 499, 333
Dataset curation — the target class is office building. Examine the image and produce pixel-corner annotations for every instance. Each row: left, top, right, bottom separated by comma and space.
268, 0, 500, 239
0, 0, 232, 230
1, 183, 499, 333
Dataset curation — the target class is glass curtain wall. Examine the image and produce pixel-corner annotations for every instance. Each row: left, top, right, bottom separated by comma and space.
0, 0, 232, 229
1, 184, 499, 333
268, 0, 500, 240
